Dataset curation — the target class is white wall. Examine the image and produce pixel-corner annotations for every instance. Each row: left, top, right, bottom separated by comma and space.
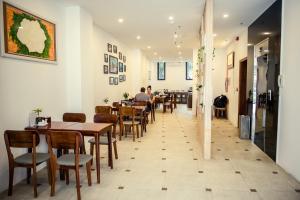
149, 61, 193, 91
277, 0, 300, 182
212, 48, 226, 99
224, 30, 248, 127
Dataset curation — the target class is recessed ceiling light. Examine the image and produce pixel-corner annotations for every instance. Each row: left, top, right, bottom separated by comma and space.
213, 33, 217, 37
118, 18, 124, 23
136, 35, 141, 40
154, 52, 157, 55
168, 16, 174, 21
248, 43, 253, 46
147, 46, 151, 49
263, 32, 271, 35
177, 45, 181, 48
178, 51, 182, 55
223, 14, 229, 18
174, 33, 178, 38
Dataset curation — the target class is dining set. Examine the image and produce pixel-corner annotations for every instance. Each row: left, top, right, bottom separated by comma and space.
3, 96, 176, 200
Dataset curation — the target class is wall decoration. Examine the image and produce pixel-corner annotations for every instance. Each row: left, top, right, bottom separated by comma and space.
109, 77, 114, 85
119, 52, 122, 59
109, 55, 118, 74
185, 62, 193, 80
113, 45, 117, 54
119, 62, 123, 72
123, 55, 126, 63
104, 54, 108, 62
119, 75, 124, 82
157, 62, 166, 80
107, 43, 112, 52
227, 52, 235, 69
113, 77, 118, 85
2, 2, 57, 63
103, 65, 108, 74
124, 65, 126, 72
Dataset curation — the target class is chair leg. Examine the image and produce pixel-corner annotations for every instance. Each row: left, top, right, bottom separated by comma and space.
119, 124, 122, 141
8, 166, 14, 196
75, 166, 81, 200
113, 141, 118, 159
26, 168, 31, 184
65, 169, 69, 185
108, 144, 113, 169
50, 163, 56, 197
132, 125, 135, 142
90, 143, 94, 166
32, 166, 37, 198
86, 162, 92, 186
136, 125, 140, 138
47, 161, 52, 185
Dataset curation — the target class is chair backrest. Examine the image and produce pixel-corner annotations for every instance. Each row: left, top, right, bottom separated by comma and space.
63, 113, 86, 123
94, 113, 118, 124
47, 131, 82, 151
119, 106, 136, 121
95, 106, 112, 114
4, 130, 39, 148
132, 101, 147, 106
112, 102, 121, 108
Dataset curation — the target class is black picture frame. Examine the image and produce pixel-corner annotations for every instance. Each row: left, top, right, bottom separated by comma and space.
119, 75, 124, 82
109, 77, 114, 85
119, 62, 123, 72
103, 65, 108, 74
109, 55, 118, 74
114, 77, 118, 85
119, 52, 122, 60
227, 51, 235, 69
185, 62, 193, 80
107, 43, 112, 53
113, 45, 117, 54
104, 54, 108, 63
157, 62, 166, 80
123, 56, 126, 63
124, 65, 126, 72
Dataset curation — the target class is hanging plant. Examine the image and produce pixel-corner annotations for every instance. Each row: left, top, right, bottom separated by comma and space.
197, 46, 205, 65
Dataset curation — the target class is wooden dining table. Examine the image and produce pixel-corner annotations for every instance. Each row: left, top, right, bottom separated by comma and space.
25, 121, 113, 184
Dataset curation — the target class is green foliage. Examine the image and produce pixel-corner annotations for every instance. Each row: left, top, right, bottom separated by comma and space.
103, 97, 109, 104
123, 92, 129, 99
10, 12, 51, 58
33, 108, 42, 116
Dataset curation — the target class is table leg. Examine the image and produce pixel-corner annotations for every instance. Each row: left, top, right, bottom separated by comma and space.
57, 149, 65, 180
107, 129, 113, 169
95, 134, 100, 183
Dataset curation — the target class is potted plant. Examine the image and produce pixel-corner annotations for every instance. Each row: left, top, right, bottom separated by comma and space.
123, 92, 129, 100
103, 97, 109, 104
33, 108, 43, 124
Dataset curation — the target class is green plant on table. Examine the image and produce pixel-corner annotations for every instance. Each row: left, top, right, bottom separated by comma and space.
103, 97, 109, 104
33, 108, 42, 116
123, 92, 129, 100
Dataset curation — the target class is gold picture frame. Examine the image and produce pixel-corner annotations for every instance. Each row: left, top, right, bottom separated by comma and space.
227, 52, 234, 69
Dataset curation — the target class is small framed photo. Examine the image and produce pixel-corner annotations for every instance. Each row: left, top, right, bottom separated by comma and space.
119, 62, 123, 72
107, 43, 112, 53
123, 74, 126, 81
119, 75, 124, 82
113, 45, 117, 54
123, 56, 126, 63
124, 65, 126, 72
104, 54, 108, 63
103, 65, 108, 74
109, 55, 118, 74
227, 52, 235, 69
109, 77, 114, 85
119, 52, 122, 60
114, 77, 118, 85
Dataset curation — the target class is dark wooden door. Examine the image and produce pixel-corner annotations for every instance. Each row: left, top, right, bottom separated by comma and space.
238, 58, 248, 127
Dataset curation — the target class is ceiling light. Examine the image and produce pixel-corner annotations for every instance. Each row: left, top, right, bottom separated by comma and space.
263, 32, 271, 35
213, 33, 217, 37
174, 33, 178, 38
136, 35, 141, 40
178, 51, 182, 55
223, 14, 229, 18
154, 52, 157, 55
147, 46, 151, 49
118, 18, 124, 23
168, 16, 174, 21
177, 45, 181, 48
248, 43, 253, 46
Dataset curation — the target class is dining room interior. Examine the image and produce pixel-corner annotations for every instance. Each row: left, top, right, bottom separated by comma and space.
0, 0, 300, 199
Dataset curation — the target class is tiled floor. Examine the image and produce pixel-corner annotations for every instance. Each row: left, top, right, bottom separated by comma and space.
1, 105, 300, 200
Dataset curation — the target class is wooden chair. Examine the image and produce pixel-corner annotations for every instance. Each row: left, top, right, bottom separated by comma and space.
88, 114, 118, 169
47, 131, 92, 200
132, 101, 148, 136
119, 107, 140, 141
172, 94, 177, 109
163, 95, 173, 113
112, 102, 121, 114
95, 106, 112, 114
63, 113, 86, 123
4, 130, 50, 198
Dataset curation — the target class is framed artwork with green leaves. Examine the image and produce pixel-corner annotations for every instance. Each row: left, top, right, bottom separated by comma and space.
1, 2, 57, 63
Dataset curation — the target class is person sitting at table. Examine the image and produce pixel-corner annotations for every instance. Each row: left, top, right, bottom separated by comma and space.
147, 85, 155, 102
135, 87, 152, 111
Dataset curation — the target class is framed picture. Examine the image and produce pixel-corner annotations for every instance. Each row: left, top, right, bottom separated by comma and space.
119, 62, 123, 72
2, 2, 57, 63
103, 65, 108, 74
123, 74, 126, 81
119, 52, 122, 60
109, 55, 118, 74
109, 77, 114, 85
157, 62, 166, 80
119, 75, 124, 82
107, 43, 112, 52
185, 62, 193, 80
227, 52, 235, 69
104, 54, 108, 62
113, 45, 117, 54
124, 65, 126, 72
123, 55, 126, 63
114, 77, 118, 85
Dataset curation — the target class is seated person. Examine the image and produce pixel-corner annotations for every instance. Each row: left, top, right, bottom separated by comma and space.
147, 85, 155, 102
135, 87, 152, 111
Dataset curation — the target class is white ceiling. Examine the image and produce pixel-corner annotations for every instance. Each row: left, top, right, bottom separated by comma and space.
214, 0, 277, 48
63, 0, 205, 62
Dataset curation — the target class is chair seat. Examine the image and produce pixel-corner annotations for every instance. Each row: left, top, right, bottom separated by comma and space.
15, 153, 50, 165
88, 136, 117, 145
123, 121, 140, 125
57, 154, 93, 166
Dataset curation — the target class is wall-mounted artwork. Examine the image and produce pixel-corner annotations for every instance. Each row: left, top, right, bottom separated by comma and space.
103, 65, 108, 74
114, 77, 118, 85
157, 62, 166, 80
185, 62, 193, 80
109, 77, 114, 85
107, 43, 112, 52
123, 56, 126, 63
119, 62, 123, 72
109, 55, 118, 74
124, 65, 126, 72
119, 75, 124, 82
113, 45, 117, 54
104, 54, 108, 62
227, 52, 235, 69
2, 2, 57, 63
119, 52, 122, 60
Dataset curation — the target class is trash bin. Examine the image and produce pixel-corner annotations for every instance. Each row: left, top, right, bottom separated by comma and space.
240, 115, 250, 139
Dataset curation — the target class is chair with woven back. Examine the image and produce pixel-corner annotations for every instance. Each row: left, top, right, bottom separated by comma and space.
47, 131, 92, 200
88, 113, 118, 169
95, 105, 112, 114
63, 113, 86, 123
119, 106, 140, 141
4, 130, 50, 198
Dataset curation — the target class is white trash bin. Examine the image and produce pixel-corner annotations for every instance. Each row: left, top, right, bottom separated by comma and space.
239, 115, 250, 139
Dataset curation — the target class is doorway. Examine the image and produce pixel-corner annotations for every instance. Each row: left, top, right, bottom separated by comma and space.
238, 58, 248, 127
